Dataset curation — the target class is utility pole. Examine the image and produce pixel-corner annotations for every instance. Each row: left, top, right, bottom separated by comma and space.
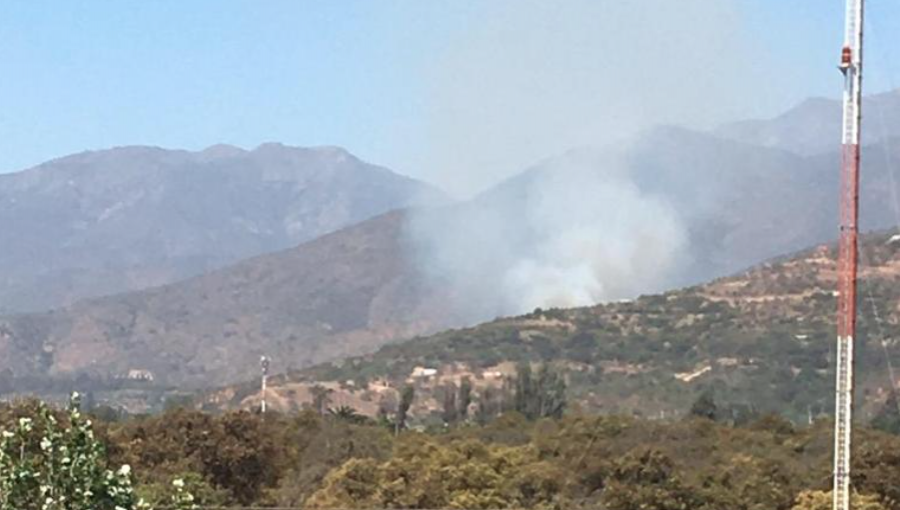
260, 355, 269, 414
834, 0, 864, 509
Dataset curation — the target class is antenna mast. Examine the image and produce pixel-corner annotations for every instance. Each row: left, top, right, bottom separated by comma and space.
260, 355, 270, 414
835, 0, 864, 508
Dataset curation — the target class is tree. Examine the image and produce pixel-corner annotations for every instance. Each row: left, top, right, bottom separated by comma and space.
310, 385, 334, 416
791, 490, 886, 510
328, 405, 368, 425
689, 389, 718, 421
476, 387, 499, 425
535, 364, 567, 419
458, 377, 473, 421
872, 391, 900, 435
111, 408, 284, 505
442, 383, 458, 425
0, 394, 143, 510
306, 437, 571, 509
601, 448, 708, 510
514, 363, 535, 418
396, 385, 415, 434
512, 363, 567, 420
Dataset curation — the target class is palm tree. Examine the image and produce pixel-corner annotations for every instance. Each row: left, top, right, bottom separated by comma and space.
328, 405, 367, 424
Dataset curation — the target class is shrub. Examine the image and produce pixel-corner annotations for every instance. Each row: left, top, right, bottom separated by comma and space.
0, 394, 196, 510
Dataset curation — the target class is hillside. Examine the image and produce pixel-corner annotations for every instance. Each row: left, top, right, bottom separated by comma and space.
406, 125, 900, 325
5, 126, 900, 408
220, 230, 900, 424
0, 211, 463, 395
4, 96, 900, 408
0, 143, 443, 313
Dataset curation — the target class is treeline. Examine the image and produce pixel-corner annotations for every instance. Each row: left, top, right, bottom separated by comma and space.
444, 363, 567, 425
5, 396, 900, 509
0, 369, 161, 398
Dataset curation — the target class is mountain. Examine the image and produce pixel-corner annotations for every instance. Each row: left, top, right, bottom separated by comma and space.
715, 89, 900, 156
0, 143, 444, 313
0, 211, 467, 392
4, 95, 900, 406
224, 230, 900, 423
4, 126, 900, 403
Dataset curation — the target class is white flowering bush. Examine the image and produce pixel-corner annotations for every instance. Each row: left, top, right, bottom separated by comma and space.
170, 478, 198, 510
0, 394, 195, 510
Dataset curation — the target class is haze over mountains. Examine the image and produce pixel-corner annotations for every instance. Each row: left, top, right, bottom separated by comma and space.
0, 143, 443, 313
715, 89, 900, 156
0, 211, 461, 388
408, 119, 900, 324
1, 92, 900, 400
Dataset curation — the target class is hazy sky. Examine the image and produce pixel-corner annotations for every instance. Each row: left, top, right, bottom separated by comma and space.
2, 1, 899, 196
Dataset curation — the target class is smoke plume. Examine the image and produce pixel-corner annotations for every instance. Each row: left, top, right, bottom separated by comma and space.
405, 0, 776, 319
408, 148, 688, 321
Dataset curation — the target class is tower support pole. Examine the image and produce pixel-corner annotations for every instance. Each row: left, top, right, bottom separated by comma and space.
835, 1, 864, 509
261, 355, 269, 414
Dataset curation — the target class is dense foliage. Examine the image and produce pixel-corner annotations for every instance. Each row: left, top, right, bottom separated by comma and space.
3, 398, 900, 509
0, 395, 196, 510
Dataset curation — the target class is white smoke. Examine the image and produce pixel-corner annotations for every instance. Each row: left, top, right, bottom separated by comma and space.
408, 148, 687, 320
404, 0, 774, 319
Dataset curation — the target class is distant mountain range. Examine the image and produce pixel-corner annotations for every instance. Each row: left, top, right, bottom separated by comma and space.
715, 89, 900, 156
0, 143, 444, 313
0, 211, 466, 388
2, 91, 900, 402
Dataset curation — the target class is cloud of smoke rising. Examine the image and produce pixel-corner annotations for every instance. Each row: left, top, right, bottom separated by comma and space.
408, 148, 688, 321
406, 0, 773, 318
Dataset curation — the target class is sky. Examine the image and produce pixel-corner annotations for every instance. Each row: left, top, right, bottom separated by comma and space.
1, 1, 900, 196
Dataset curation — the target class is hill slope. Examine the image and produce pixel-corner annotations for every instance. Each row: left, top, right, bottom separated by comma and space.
0, 211, 461, 391
0, 143, 443, 313
233, 231, 900, 423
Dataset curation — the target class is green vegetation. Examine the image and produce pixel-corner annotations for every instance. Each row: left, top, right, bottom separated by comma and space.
6, 235, 900, 508
0, 395, 195, 510
3, 397, 900, 509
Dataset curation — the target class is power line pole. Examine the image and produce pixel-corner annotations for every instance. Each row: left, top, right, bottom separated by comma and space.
834, 0, 864, 509
260, 355, 269, 414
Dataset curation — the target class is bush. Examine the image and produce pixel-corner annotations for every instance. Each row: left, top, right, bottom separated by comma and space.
0, 394, 196, 510
0, 394, 143, 510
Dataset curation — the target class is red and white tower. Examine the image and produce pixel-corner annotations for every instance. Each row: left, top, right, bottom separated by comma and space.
834, 0, 864, 509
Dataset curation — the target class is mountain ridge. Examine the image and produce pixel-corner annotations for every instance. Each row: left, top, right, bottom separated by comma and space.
0, 143, 445, 314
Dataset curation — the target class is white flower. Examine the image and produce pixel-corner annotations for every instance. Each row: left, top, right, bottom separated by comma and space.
40, 437, 52, 451
172, 478, 185, 488
118, 464, 131, 477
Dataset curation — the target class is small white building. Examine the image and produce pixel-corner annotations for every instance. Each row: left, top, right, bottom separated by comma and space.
126, 369, 154, 382
410, 366, 438, 378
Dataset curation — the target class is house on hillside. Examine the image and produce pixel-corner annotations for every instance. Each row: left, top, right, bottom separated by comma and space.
125, 369, 154, 382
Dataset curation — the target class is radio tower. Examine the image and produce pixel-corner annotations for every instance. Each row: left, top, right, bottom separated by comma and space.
260, 355, 270, 414
834, 0, 864, 509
